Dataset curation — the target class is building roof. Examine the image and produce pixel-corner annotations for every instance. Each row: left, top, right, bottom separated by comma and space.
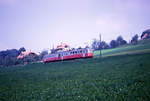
17, 50, 40, 59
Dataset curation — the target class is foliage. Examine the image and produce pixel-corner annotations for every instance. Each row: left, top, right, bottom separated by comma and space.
92, 35, 127, 50
116, 36, 123, 45
110, 40, 118, 48
92, 39, 109, 50
92, 39, 99, 50
108, 36, 127, 49
100, 41, 110, 49
40, 50, 48, 59
116, 36, 127, 46
19, 47, 26, 54
3, 56, 18, 66
131, 34, 138, 44
0, 49, 20, 66
0, 49, 19, 59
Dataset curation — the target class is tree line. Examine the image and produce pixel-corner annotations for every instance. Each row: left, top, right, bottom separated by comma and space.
92, 34, 139, 50
92, 28, 150, 51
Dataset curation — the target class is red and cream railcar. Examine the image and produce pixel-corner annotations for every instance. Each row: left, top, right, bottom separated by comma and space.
43, 48, 93, 63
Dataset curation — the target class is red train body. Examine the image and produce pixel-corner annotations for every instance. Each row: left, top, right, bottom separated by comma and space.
43, 48, 93, 63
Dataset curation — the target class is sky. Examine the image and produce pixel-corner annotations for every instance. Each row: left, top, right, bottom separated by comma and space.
0, 0, 150, 52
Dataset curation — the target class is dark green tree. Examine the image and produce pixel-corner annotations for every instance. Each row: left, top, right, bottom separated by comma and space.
110, 40, 118, 48
19, 47, 26, 54
131, 34, 138, 44
100, 41, 110, 49
116, 36, 127, 46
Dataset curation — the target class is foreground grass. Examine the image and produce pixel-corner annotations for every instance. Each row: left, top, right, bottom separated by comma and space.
0, 53, 150, 101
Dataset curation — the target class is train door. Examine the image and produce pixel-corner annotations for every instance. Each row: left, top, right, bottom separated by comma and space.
58, 53, 61, 60
83, 49, 86, 57
58, 53, 63, 60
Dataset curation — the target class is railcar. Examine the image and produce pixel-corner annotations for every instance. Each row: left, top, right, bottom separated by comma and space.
43, 48, 93, 63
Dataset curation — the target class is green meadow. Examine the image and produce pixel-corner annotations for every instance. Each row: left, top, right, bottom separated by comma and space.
0, 39, 150, 101
94, 39, 150, 57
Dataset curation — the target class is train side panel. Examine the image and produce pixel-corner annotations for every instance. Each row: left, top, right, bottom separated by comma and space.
43, 48, 93, 63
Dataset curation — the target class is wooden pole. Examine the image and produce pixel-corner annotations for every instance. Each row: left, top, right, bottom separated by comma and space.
99, 34, 102, 57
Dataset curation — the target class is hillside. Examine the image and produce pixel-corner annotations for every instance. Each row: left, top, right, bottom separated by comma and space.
0, 39, 150, 101
94, 39, 150, 57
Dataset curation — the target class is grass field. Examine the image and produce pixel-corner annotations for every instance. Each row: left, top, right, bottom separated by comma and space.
94, 39, 150, 57
0, 40, 150, 101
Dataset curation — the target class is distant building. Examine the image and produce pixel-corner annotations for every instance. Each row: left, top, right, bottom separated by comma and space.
17, 50, 40, 59
141, 29, 150, 39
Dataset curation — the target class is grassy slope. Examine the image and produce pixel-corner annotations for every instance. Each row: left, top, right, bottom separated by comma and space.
0, 40, 150, 101
94, 39, 150, 57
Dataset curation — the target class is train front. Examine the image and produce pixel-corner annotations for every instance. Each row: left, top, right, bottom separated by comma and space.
85, 48, 94, 58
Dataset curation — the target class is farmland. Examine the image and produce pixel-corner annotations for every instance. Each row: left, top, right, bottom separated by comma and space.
0, 40, 150, 101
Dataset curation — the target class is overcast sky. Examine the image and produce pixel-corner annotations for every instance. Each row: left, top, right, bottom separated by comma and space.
0, 0, 150, 51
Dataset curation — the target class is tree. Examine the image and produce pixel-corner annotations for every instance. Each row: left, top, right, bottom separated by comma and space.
8, 49, 19, 57
110, 40, 118, 48
116, 36, 123, 45
19, 47, 26, 54
92, 39, 99, 50
0, 56, 3, 66
100, 41, 110, 49
40, 50, 48, 59
92, 39, 110, 50
116, 36, 127, 46
0, 49, 19, 59
3, 56, 17, 66
121, 40, 127, 45
131, 34, 138, 44
0, 49, 20, 66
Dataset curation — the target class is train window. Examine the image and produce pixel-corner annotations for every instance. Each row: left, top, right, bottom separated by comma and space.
73, 51, 74, 54
80, 50, 82, 53
75, 51, 77, 54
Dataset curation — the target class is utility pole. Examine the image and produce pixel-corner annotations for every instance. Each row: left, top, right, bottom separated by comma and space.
99, 33, 102, 57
